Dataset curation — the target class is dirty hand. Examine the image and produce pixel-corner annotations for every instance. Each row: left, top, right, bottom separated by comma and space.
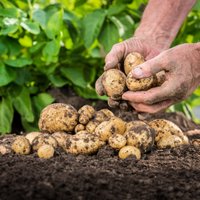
122, 43, 200, 113
95, 37, 163, 97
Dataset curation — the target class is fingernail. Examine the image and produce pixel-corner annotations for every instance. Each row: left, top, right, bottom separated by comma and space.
132, 67, 144, 78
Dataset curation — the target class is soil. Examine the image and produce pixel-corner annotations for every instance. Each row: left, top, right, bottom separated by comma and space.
1, 87, 200, 200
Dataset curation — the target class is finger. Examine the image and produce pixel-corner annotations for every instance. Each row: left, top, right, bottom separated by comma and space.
122, 81, 174, 105
104, 43, 126, 70
130, 54, 167, 79
95, 74, 105, 96
129, 99, 174, 114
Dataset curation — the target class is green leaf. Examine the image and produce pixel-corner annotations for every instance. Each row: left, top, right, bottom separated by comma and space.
42, 39, 60, 64
20, 21, 40, 34
0, 96, 14, 134
83, 9, 106, 47
45, 9, 63, 39
32, 93, 54, 113
107, 4, 126, 16
98, 20, 119, 52
61, 65, 87, 87
4, 57, 32, 67
193, 1, 200, 10
0, 62, 16, 86
48, 74, 69, 87
0, 24, 18, 35
0, 8, 18, 18
13, 87, 34, 122
32, 9, 46, 29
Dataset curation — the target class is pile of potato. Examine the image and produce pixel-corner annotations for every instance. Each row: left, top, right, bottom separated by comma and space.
0, 103, 189, 160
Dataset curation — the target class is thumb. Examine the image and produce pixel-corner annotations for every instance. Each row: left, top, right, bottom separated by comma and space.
131, 57, 164, 79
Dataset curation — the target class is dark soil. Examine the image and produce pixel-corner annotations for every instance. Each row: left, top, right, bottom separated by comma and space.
1, 87, 200, 200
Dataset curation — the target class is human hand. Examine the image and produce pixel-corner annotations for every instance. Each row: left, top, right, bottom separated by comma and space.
95, 37, 163, 106
122, 43, 200, 113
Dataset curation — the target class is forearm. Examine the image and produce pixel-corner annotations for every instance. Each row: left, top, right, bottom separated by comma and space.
134, 0, 196, 51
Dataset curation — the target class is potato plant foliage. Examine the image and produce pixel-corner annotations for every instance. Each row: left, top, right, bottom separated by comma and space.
0, 0, 200, 134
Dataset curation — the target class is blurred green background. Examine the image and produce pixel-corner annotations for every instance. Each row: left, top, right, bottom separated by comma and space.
0, 0, 200, 134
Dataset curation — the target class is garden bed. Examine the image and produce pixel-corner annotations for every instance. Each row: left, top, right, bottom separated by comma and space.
0, 87, 200, 200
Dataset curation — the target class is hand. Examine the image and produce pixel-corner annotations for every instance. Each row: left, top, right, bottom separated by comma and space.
122, 43, 200, 113
95, 37, 163, 102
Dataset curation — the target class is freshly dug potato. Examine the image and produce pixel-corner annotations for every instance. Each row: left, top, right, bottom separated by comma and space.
94, 110, 109, 122
102, 69, 126, 100
38, 103, 78, 133
11, 136, 31, 155
65, 132, 102, 154
74, 124, 85, 133
118, 146, 141, 160
52, 131, 70, 148
157, 135, 183, 149
124, 52, 145, 75
0, 144, 12, 155
78, 105, 95, 125
32, 133, 58, 151
126, 120, 147, 132
86, 120, 101, 133
148, 119, 189, 144
191, 139, 200, 147
125, 123, 155, 152
99, 109, 114, 119
25, 131, 42, 144
126, 72, 157, 92
37, 144, 54, 159
95, 116, 126, 141
108, 134, 127, 149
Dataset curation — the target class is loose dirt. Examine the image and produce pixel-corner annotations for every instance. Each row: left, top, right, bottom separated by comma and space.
0, 87, 200, 200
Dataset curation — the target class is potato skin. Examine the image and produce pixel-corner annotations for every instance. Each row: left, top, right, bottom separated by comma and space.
25, 132, 42, 144
118, 146, 141, 160
125, 123, 155, 153
108, 134, 127, 149
157, 135, 183, 149
11, 136, 31, 155
0, 144, 12, 155
37, 144, 54, 159
102, 69, 126, 100
86, 120, 100, 133
52, 131, 70, 148
38, 103, 78, 133
65, 132, 102, 155
32, 134, 58, 151
78, 105, 95, 125
126, 72, 157, 92
124, 52, 145, 75
74, 124, 85, 133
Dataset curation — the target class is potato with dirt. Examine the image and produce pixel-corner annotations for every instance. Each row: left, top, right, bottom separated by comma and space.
25, 131, 42, 144
12, 136, 31, 155
118, 145, 141, 160
64, 131, 102, 155
37, 144, 54, 159
52, 131, 71, 148
102, 69, 127, 100
95, 116, 126, 141
38, 103, 78, 133
148, 119, 189, 144
108, 134, 127, 149
124, 121, 155, 153
74, 124, 85, 133
0, 134, 16, 155
78, 105, 95, 125
32, 133, 58, 151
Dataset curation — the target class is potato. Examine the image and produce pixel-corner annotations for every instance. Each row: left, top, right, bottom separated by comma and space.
148, 119, 189, 144
64, 132, 102, 154
52, 131, 70, 148
11, 136, 31, 155
124, 52, 145, 75
126, 120, 147, 132
78, 105, 95, 125
0, 144, 12, 155
95, 116, 126, 141
38, 103, 78, 133
94, 110, 109, 122
108, 134, 127, 149
25, 131, 42, 144
99, 109, 114, 119
102, 69, 126, 100
118, 146, 141, 160
157, 135, 184, 149
37, 144, 54, 159
125, 123, 155, 152
74, 124, 85, 133
86, 120, 100, 133
32, 133, 58, 151
126, 72, 157, 92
